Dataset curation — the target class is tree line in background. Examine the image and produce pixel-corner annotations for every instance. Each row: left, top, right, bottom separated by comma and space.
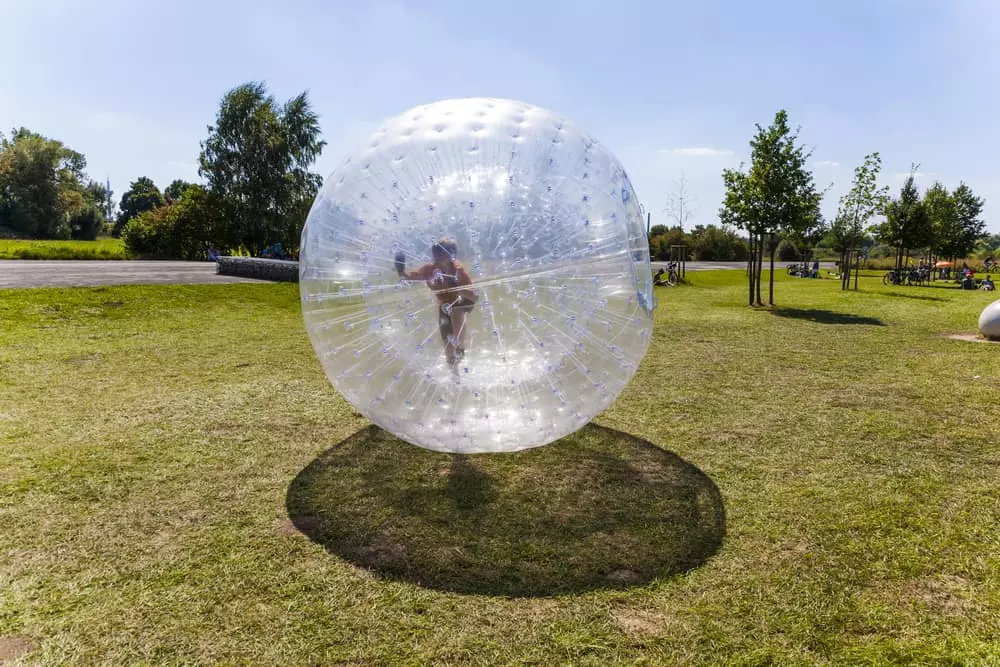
3, 93, 994, 275
0, 128, 113, 240
122, 81, 325, 259
0, 81, 325, 260
649, 109, 992, 307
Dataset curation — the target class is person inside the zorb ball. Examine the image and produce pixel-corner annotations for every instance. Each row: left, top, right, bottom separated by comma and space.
394, 238, 477, 376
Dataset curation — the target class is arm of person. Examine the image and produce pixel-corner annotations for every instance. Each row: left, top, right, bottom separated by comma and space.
395, 253, 432, 281
455, 264, 477, 303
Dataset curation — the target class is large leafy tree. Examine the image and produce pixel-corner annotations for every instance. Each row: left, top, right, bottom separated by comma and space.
0, 127, 89, 239
876, 167, 932, 271
116, 177, 164, 236
829, 153, 889, 290
198, 81, 325, 255
720, 110, 822, 306
122, 184, 224, 260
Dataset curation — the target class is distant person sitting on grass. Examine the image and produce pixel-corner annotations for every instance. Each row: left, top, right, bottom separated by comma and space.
982, 275, 995, 291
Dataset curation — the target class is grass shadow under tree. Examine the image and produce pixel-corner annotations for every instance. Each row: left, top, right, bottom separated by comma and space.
286, 423, 725, 597
771, 308, 886, 326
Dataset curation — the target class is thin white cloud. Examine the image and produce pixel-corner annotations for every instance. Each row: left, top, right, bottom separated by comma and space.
893, 171, 937, 182
814, 160, 839, 167
662, 147, 734, 157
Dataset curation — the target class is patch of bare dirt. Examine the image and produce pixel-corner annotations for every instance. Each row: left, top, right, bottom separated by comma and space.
943, 333, 1000, 344
900, 575, 975, 616
0, 635, 34, 664
357, 535, 407, 568
605, 568, 644, 585
613, 610, 668, 637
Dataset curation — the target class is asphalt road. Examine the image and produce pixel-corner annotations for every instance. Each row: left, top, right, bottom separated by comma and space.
1, 259, 840, 289
0, 260, 263, 289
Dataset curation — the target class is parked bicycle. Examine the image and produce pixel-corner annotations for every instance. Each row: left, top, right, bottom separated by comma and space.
787, 263, 810, 278
883, 266, 930, 286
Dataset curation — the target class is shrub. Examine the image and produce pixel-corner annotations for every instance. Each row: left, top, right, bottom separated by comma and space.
777, 239, 800, 262
121, 186, 225, 260
69, 205, 104, 240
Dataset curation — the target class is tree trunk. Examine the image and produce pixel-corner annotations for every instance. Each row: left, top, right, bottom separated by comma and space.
747, 232, 756, 306
841, 250, 849, 291
768, 233, 776, 306
755, 236, 764, 306
853, 251, 861, 290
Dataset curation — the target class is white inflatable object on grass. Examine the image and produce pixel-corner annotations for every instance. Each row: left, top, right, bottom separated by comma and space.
300, 98, 654, 453
979, 298, 1000, 340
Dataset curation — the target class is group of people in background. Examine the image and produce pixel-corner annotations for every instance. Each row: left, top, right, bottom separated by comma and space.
959, 259, 995, 291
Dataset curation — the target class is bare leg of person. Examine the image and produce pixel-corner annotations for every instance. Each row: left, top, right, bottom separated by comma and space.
439, 307, 457, 366
450, 308, 470, 360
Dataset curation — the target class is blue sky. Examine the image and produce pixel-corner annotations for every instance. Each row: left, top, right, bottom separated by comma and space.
2, 0, 998, 232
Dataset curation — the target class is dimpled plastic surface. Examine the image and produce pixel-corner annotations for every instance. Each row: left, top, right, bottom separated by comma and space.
980, 298, 1000, 340
300, 98, 655, 453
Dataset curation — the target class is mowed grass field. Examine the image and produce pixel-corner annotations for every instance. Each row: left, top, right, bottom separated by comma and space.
0, 238, 127, 260
1, 272, 999, 664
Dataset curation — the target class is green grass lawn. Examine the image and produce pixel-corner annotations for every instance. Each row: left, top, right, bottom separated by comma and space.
1, 272, 999, 664
0, 237, 128, 260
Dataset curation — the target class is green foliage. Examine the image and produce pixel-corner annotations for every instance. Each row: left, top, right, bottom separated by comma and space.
830, 153, 889, 253
0, 237, 127, 259
121, 185, 223, 260
69, 205, 104, 240
924, 182, 958, 258
85, 179, 114, 223
0, 127, 90, 239
164, 179, 196, 204
689, 224, 748, 261
951, 183, 987, 259
198, 81, 325, 255
777, 238, 800, 261
877, 168, 932, 268
647, 224, 688, 260
721, 111, 822, 238
115, 176, 164, 236
720, 110, 823, 305
647, 224, 748, 261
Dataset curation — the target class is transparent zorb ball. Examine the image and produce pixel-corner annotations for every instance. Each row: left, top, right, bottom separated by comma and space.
300, 98, 654, 453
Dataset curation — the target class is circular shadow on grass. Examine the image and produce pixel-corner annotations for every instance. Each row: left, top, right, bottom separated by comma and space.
286, 423, 725, 597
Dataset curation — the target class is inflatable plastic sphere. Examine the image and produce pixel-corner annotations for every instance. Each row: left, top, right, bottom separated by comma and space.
300, 98, 655, 453
980, 298, 1000, 340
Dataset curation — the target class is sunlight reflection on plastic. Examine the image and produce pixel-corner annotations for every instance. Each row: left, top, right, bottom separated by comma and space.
300, 98, 654, 453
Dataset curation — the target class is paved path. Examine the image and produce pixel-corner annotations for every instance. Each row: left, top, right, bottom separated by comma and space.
0, 260, 264, 289
1, 259, 840, 289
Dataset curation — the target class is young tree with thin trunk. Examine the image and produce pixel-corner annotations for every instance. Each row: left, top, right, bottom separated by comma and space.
720, 110, 822, 306
877, 166, 932, 272
830, 153, 889, 290
665, 173, 695, 230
